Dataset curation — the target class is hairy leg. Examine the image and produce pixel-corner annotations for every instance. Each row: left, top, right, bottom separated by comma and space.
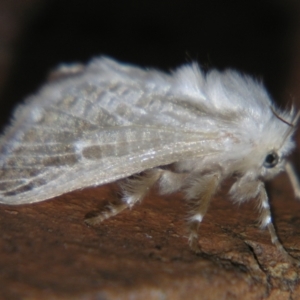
231, 177, 297, 264
285, 162, 300, 198
158, 169, 188, 195
183, 173, 220, 253
256, 182, 297, 264
85, 168, 162, 225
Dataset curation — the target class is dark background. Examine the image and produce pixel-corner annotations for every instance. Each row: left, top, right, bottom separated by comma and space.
0, 0, 298, 130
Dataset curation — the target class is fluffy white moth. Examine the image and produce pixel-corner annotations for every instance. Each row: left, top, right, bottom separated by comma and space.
0, 57, 299, 261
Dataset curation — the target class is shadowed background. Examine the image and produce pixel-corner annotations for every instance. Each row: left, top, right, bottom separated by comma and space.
0, 0, 299, 129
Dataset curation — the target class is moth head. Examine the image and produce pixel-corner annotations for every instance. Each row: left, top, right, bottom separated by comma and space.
258, 108, 300, 179
263, 151, 279, 169
231, 108, 299, 180
257, 149, 285, 180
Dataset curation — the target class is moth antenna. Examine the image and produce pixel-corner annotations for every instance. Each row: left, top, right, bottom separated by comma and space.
292, 109, 300, 126
271, 106, 300, 150
270, 105, 294, 127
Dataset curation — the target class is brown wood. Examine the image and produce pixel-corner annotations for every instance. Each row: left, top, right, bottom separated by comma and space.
1, 171, 300, 299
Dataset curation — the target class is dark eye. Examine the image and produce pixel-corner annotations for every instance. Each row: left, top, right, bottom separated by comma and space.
263, 151, 279, 168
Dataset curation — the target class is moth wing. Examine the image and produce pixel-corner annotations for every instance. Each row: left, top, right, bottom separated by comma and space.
0, 126, 220, 204
0, 57, 223, 204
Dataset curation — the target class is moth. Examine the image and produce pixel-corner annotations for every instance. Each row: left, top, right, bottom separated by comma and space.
0, 57, 299, 260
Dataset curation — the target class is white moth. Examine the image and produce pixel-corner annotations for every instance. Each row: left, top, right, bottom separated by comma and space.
0, 57, 299, 261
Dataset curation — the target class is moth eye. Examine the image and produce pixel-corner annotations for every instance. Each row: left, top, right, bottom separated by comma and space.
263, 151, 279, 168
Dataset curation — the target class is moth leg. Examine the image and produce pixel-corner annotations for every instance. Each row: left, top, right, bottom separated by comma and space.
231, 178, 296, 262
285, 162, 300, 199
257, 182, 297, 263
85, 169, 162, 225
84, 202, 129, 226
158, 170, 188, 195
184, 173, 220, 253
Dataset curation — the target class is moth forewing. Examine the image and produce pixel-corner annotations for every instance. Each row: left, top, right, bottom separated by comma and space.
0, 56, 299, 264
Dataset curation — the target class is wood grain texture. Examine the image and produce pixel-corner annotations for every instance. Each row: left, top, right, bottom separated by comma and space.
1, 173, 300, 299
